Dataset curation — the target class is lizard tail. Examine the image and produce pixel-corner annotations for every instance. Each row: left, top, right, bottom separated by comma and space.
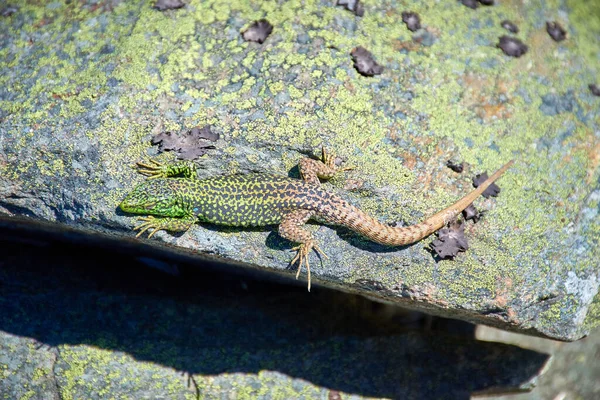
321, 160, 514, 246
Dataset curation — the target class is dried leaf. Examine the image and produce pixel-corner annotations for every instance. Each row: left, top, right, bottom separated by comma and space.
401, 11, 421, 32
546, 21, 567, 42
462, 204, 482, 223
242, 19, 273, 44
497, 36, 528, 57
153, 0, 185, 11
151, 126, 218, 160
473, 171, 501, 198
446, 160, 464, 173
461, 0, 479, 9
430, 220, 469, 259
350, 46, 383, 77
501, 20, 519, 34
337, 0, 364, 17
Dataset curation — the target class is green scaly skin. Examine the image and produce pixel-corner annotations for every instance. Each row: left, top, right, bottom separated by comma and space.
120, 149, 513, 290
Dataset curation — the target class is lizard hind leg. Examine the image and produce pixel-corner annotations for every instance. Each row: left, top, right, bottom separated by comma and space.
278, 209, 328, 291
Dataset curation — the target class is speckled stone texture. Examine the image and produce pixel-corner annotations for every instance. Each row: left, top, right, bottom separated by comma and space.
0, 0, 599, 342
0, 222, 550, 399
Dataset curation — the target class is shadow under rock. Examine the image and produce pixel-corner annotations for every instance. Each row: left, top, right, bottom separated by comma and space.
0, 216, 549, 399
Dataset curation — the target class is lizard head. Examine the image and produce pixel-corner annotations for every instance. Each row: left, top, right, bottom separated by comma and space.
119, 179, 186, 217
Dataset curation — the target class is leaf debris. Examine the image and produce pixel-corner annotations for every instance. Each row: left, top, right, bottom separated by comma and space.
153, 0, 185, 11
501, 20, 518, 34
473, 171, 501, 198
401, 11, 421, 32
151, 126, 219, 160
446, 160, 464, 173
546, 21, 567, 42
242, 19, 273, 44
430, 220, 469, 259
350, 46, 383, 77
337, 0, 364, 17
497, 35, 528, 57
462, 204, 482, 223
461, 0, 479, 9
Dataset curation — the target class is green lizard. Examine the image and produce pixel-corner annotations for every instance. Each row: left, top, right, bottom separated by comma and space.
119, 148, 514, 290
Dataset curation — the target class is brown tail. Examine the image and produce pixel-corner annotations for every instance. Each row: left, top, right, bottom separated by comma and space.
323, 160, 515, 246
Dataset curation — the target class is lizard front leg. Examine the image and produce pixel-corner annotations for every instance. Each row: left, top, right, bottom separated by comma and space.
298, 147, 353, 185
278, 209, 328, 291
133, 214, 197, 238
135, 159, 198, 180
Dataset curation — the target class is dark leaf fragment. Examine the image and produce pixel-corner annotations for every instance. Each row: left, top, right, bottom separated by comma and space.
461, 0, 479, 9
401, 11, 421, 32
151, 126, 219, 160
153, 0, 185, 11
337, 0, 364, 17
350, 46, 383, 77
546, 21, 566, 42
589, 84, 600, 97
501, 20, 518, 33
478, 0, 494, 5
1, 5, 18, 16
446, 160, 464, 173
462, 204, 483, 222
497, 35, 528, 57
242, 19, 273, 44
430, 220, 469, 259
189, 126, 219, 141
473, 171, 501, 198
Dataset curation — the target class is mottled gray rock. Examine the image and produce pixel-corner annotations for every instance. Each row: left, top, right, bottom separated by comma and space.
0, 0, 598, 346
0, 218, 550, 398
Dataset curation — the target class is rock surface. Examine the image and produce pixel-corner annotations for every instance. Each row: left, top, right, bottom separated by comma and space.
1, 0, 599, 342
0, 217, 549, 399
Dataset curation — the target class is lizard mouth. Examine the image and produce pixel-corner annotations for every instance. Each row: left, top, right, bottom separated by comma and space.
119, 197, 154, 213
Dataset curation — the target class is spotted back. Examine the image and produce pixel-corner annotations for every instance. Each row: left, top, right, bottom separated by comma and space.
174, 174, 336, 226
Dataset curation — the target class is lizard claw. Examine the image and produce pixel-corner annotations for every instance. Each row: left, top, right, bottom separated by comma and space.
135, 159, 169, 179
290, 241, 328, 291
321, 147, 353, 174
133, 216, 162, 238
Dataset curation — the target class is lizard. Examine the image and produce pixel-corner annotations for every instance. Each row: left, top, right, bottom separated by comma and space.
119, 148, 514, 291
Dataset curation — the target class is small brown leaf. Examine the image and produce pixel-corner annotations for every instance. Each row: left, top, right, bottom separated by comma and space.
350, 46, 383, 77
401, 11, 421, 32
446, 160, 464, 173
501, 20, 518, 34
431, 220, 469, 259
337, 0, 364, 17
473, 171, 501, 198
461, 0, 479, 9
462, 204, 482, 222
151, 126, 218, 160
242, 19, 273, 44
497, 36, 528, 57
153, 0, 185, 11
546, 21, 567, 42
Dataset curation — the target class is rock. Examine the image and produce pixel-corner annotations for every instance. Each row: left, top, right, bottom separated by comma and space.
0, 221, 550, 398
0, 0, 598, 345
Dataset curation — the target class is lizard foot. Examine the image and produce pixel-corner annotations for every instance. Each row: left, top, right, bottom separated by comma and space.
290, 241, 329, 291
321, 147, 354, 173
135, 159, 169, 179
133, 216, 164, 238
